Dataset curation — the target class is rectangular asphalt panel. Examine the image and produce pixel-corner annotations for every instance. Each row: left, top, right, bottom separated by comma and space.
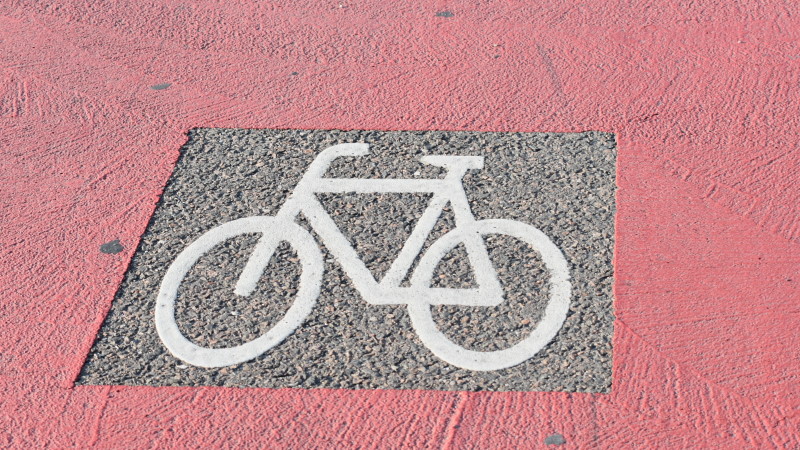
79, 128, 616, 392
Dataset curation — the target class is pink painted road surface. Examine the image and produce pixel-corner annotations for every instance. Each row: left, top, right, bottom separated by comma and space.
1, 1, 799, 448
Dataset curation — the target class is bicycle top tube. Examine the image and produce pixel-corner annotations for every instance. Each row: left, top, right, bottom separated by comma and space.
310, 177, 449, 194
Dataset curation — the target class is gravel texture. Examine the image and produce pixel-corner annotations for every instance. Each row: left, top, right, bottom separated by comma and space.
79, 128, 616, 392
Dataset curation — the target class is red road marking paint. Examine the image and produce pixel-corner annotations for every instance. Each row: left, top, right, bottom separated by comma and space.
0, 1, 798, 447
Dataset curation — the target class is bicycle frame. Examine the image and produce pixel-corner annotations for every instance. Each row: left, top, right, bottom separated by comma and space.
235, 143, 504, 307
156, 142, 571, 370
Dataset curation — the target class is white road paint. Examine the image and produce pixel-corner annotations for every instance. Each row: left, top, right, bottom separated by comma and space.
156, 143, 571, 371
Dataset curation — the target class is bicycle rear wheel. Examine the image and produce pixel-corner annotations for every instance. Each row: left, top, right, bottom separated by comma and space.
155, 216, 323, 368
408, 219, 570, 371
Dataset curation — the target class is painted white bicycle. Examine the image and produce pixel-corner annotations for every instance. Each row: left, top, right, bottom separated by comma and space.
156, 143, 571, 371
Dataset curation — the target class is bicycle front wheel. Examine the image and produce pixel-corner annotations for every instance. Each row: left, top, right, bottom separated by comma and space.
155, 216, 323, 368
407, 219, 571, 371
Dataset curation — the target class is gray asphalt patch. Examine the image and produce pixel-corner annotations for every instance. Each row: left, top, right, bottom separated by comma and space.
100, 239, 124, 254
546, 433, 567, 445
79, 128, 616, 392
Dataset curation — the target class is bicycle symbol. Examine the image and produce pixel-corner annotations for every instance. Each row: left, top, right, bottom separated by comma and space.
155, 143, 571, 371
